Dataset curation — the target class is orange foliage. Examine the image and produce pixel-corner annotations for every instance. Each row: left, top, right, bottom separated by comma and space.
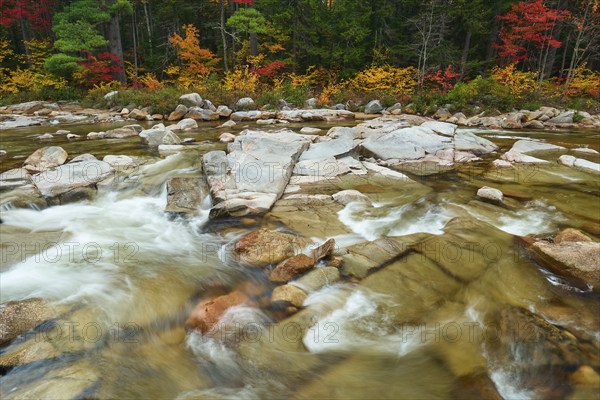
169, 24, 219, 79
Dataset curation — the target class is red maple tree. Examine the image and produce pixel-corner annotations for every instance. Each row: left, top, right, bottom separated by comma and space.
0, 0, 55, 31
496, 0, 570, 63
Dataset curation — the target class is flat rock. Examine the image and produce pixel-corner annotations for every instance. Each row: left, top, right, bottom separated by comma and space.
23, 146, 68, 173
233, 228, 312, 267
510, 139, 566, 154
165, 177, 203, 215
269, 254, 316, 283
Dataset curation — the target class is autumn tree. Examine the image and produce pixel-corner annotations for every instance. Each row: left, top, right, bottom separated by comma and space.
565, 0, 600, 85
168, 24, 219, 87
496, 0, 570, 81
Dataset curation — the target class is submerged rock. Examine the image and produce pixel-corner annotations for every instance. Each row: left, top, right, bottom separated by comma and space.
271, 284, 307, 308
269, 254, 315, 283
185, 291, 254, 333
233, 228, 312, 267
165, 177, 203, 215
0, 299, 55, 346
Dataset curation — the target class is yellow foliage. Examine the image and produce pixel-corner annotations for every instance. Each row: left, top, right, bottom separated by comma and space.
491, 64, 536, 98
0, 68, 67, 94
566, 64, 600, 97
287, 66, 318, 88
23, 40, 52, 69
317, 83, 345, 106
139, 73, 164, 91
0, 38, 15, 66
223, 65, 259, 94
87, 80, 121, 98
349, 65, 418, 95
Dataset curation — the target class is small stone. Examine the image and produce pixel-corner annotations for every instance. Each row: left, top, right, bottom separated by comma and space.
300, 127, 322, 134
66, 133, 80, 140
554, 228, 593, 244
219, 120, 237, 128
37, 133, 53, 140
476, 186, 504, 203
219, 132, 236, 142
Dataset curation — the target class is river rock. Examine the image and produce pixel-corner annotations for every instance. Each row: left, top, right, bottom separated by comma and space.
165, 177, 203, 215
185, 107, 219, 121
476, 186, 503, 203
233, 229, 312, 267
8, 100, 49, 114
554, 228, 592, 244
23, 146, 68, 173
529, 240, 600, 293
103, 126, 140, 138
332, 189, 371, 205
364, 100, 383, 114
0, 168, 31, 190
269, 254, 315, 283
236, 97, 255, 109
203, 99, 217, 112
216, 105, 233, 118
501, 150, 549, 164
102, 155, 136, 168
572, 147, 599, 154
185, 291, 254, 333
0, 150, 6, 157
168, 104, 188, 121
128, 108, 148, 120
523, 120, 545, 129
271, 284, 307, 308
276, 109, 354, 122
0, 299, 55, 346
66, 133, 80, 140
420, 121, 457, 137
219, 120, 237, 128
37, 133, 53, 140
171, 118, 198, 131
547, 110, 574, 124
32, 159, 114, 201
219, 132, 236, 142
179, 93, 203, 107
139, 124, 181, 146
559, 155, 600, 174
203, 130, 310, 217
291, 266, 340, 292
300, 127, 322, 134
433, 108, 452, 120
510, 139, 566, 154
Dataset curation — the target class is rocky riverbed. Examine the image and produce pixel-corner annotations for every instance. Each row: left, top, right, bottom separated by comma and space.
0, 98, 599, 399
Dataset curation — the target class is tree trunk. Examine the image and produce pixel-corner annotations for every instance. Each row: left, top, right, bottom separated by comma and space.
107, 8, 127, 84
220, 0, 228, 72
250, 32, 258, 57
459, 26, 472, 81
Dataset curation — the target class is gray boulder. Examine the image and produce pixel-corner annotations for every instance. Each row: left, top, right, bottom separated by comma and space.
185, 107, 220, 121
23, 146, 68, 173
168, 104, 188, 121
216, 105, 233, 117
236, 97, 255, 110
477, 186, 504, 203
165, 177, 203, 215
179, 93, 203, 107
139, 124, 181, 146
364, 100, 383, 114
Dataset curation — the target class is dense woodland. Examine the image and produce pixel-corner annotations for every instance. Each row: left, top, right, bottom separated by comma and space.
1, 0, 599, 112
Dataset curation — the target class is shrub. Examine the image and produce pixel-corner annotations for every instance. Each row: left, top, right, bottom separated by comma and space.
223, 65, 259, 95
566, 64, 600, 98
44, 53, 82, 79
349, 65, 418, 96
491, 64, 536, 99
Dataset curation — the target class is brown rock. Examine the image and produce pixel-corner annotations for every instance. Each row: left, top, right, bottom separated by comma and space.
271, 285, 308, 308
23, 146, 68, 173
554, 228, 593, 244
185, 291, 254, 333
0, 299, 54, 345
311, 238, 336, 262
530, 241, 600, 293
233, 229, 312, 267
128, 108, 148, 120
328, 257, 343, 268
269, 254, 315, 283
451, 371, 502, 400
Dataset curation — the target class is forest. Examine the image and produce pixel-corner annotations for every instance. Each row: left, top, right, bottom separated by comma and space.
1, 0, 599, 113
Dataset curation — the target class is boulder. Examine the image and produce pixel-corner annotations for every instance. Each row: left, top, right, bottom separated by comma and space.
305, 98, 318, 108
453, 131, 498, 155
185, 291, 254, 333
291, 266, 340, 292
219, 132, 236, 142
299, 127, 322, 134
37, 133, 53, 140
530, 240, 600, 293
219, 120, 237, 128
269, 254, 315, 283
66, 133, 80, 140
476, 186, 503, 203
559, 155, 600, 174
139, 124, 181, 146
23, 146, 68, 173
7, 100, 48, 114
554, 228, 592, 244
203, 130, 310, 217
236, 97, 255, 109
0, 168, 31, 190
165, 177, 203, 215
332, 189, 371, 205
433, 108, 452, 120
523, 120, 545, 129
0, 299, 55, 346
364, 100, 383, 114
276, 109, 354, 122
547, 110, 574, 124
216, 105, 233, 117
510, 140, 566, 154
32, 159, 114, 200
168, 104, 188, 121
179, 93, 203, 108
203, 99, 217, 112
233, 228, 312, 267
420, 121, 457, 137
185, 107, 219, 121
271, 285, 307, 308
102, 126, 140, 138
102, 155, 136, 168
128, 108, 148, 120
386, 103, 402, 113
171, 118, 198, 131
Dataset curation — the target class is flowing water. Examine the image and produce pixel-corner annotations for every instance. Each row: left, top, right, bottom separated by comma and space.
0, 121, 599, 399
